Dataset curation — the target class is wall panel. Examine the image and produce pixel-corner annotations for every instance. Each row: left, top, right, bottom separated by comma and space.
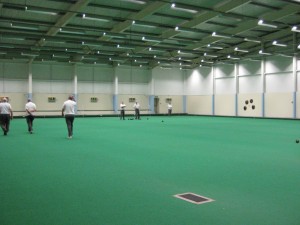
239, 75, 262, 94
265, 92, 293, 118
187, 95, 212, 115
238, 93, 262, 117
185, 68, 213, 95
214, 94, 235, 116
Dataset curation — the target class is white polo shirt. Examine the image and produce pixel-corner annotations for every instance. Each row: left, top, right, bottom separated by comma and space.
62, 100, 76, 115
0, 102, 12, 114
25, 102, 37, 116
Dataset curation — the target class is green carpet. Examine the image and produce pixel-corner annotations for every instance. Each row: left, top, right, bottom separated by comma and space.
0, 116, 299, 225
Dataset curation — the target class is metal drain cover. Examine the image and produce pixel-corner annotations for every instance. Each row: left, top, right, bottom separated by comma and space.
174, 192, 214, 204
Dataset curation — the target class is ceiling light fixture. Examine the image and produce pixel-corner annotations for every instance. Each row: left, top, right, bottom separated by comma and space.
0, 44, 14, 48
259, 50, 272, 55
177, 50, 194, 55
21, 52, 39, 57
212, 32, 231, 39
82, 14, 109, 22
257, 19, 277, 28
175, 26, 197, 33
82, 41, 102, 47
272, 40, 287, 47
291, 26, 300, 32
171, 3, 198, 14
59, 28, 85, 35
109, 57, 125, 62
160, 66, 172, 69
132, 21, 156, 28
234, 47, 249, 53
227, 55, 240, 60
204, 53, 218, 57
10, 23, 39, 30
117, 44, 135, 49
121, 0, 146, 4
25, 6, 57, 15
297, 44, 300, 49
149, 47, 165, 52
201, 59, 214, 64
142, 36, 161, 43
52, 54, 69, 59
134, 59, 148, 64
207, 44, 223, 49
103, 32, 127, 39
244, 38, 261, 43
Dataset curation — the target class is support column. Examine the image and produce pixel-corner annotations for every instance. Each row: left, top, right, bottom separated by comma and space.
28, 62, 33, 100
182, 70, 187, 114
73, 65, 78, 113
293, 55, 297, 118
212, 66, 215, 116
148, 70, 155, 114
261, 58, 266, 117
235, 63, 239, 116
113, 68, 118, 113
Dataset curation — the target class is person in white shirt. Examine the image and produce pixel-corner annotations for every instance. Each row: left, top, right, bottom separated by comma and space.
25, 99, 37, 134
62, 95, 77, 139
0, 97, 13, 136
120, 101, 126, 120
167, 103, 172, 116
133, 101, 140, 120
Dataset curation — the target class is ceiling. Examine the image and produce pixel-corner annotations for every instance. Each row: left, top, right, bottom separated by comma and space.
0, 0, 300, 69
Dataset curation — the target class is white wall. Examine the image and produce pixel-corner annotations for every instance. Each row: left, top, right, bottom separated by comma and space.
1, 55, 299, 118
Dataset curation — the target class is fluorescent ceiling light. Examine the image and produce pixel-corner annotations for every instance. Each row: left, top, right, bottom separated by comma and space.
82, 41, 102, 47
2, 36, 25, 41
199, 64, 211, 68
0, 44, 14, 48
82, 14, 109, 22
291, 26, 300, 33
257, 19, 277, 28
298, 44, 300, 49
227, 55, 240, 60
59, 28, 85, 35
109, 57, 125, 62
97, 51, 115, 56
180, 67, 191, 70
52, 54, 69, 59
21, 52, 39, 57
149, 47, 165, 52
272, 40, 287, 47
177, 50, 194, 55
103, 32, 126, 39
259, 50, 272, 55
207, 44, 223, 50
121, 0, 146, 4
10, 23, 39, 30
134, 59, 148, 64
244, 38, 261, 43
234, 47, 249, 53
201, 59, 214, 64
142, 36, 161, 43
0, 51, 7, 54
43, 38, 65, 44
171, 3, 198, 14
117, 44, 135, 49
212, 32, 231, 39
132, 21, 156, 28
25, 6, 57, 15
204, 53, 218, 57
175, 26, 196, 33
82, 56, 98, 60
